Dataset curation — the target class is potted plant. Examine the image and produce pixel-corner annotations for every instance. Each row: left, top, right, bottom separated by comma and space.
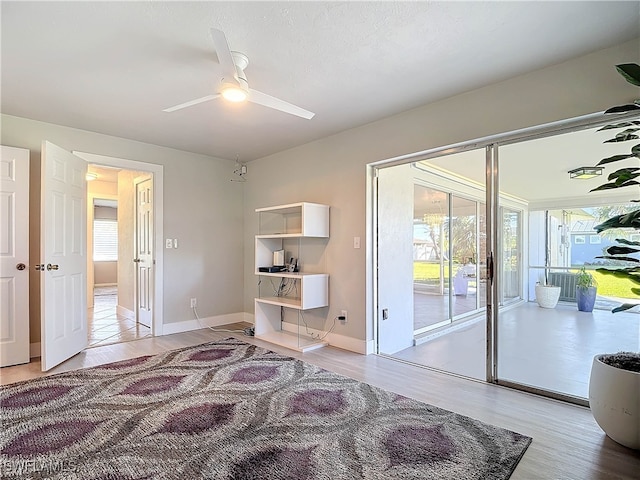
575, 266, 597, 312
587, 63, 640, 451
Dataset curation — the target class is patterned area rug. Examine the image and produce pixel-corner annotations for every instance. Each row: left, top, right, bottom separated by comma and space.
0, 339, 531, 479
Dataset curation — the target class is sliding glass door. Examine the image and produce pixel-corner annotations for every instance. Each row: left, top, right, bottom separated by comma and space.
495, 124, 639, 402
377, 149, 488, 380
500, 207, 522, 305
413, 185, 450, 331
376, 113, 639, 405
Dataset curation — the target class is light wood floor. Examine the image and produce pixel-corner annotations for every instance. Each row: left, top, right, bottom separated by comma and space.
1, 324, 639, 479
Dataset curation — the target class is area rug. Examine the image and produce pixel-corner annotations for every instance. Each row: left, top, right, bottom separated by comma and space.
0, 338, 531, 479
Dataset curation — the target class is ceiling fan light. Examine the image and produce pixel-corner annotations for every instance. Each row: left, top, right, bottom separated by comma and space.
221, 85, 247, 103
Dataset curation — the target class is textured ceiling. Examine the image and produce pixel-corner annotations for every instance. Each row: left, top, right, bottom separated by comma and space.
1, 1, 639, 162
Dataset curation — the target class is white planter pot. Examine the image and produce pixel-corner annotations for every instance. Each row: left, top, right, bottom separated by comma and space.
589, 355, 640, 450
535, 285, 561, 308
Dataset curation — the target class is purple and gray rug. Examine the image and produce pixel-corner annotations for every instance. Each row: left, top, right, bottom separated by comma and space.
1, 338, 531, 479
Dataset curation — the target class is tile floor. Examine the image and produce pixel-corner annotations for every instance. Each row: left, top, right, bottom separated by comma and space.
88, 286, 151, 347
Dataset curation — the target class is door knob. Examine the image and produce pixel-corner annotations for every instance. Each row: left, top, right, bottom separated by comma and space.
133, 258, 141, 263
16, 263, 26, 270
46, 263, 59, 271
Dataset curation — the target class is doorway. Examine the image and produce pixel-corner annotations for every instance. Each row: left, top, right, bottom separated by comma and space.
376, 149, 491, 380
78, 152, 164, 348
87, 189, 152, 347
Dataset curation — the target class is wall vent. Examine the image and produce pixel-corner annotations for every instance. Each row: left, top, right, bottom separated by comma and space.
548, 272, 578, 302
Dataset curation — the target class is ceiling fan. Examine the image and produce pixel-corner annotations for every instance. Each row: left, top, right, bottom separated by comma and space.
163, 28, 315, 119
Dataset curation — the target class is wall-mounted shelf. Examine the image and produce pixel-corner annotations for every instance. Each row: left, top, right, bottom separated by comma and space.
256, 273, 328, 310
256, 202, 329, 238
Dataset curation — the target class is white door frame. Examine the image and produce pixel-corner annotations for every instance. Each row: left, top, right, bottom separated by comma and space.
74, 152, 164, 336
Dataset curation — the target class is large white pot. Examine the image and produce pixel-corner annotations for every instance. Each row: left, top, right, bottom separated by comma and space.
535, 285, 561, 309
588, 354, 640, 450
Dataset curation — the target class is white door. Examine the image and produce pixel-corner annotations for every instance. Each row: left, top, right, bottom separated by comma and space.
0, 146, 30, 367
135, 176, 153, 328
41, 141, 87, 371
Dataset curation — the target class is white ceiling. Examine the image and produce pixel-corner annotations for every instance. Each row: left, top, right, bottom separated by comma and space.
420, 123, 640, 204
2, 1, 639, 162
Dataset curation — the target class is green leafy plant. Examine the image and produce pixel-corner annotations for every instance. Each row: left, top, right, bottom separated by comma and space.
576, 266, 596, 289
591, 63, 640, 314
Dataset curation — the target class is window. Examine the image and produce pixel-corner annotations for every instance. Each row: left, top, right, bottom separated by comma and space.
589, 235, 601, 244
93, 219, 118, 261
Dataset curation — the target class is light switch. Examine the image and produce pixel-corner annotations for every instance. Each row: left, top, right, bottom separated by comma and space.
165, 238, 173, 249
353, 236, 361, 249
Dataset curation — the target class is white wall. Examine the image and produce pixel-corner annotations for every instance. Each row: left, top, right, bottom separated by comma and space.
377, 164, 415, 354
243, 39, 639, 348
0, 115, 245, 344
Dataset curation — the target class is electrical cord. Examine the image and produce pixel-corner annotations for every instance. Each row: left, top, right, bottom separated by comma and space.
193, 306, 254, 336
269, 277, 297, 297
299, 311, 338, 341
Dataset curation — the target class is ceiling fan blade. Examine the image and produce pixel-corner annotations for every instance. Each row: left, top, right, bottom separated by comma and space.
248, 89, 315, 119
210, 28, 237, 79
162, 94, 220, 113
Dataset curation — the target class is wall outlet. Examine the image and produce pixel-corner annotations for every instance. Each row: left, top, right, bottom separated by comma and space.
165, 238, 173, 249
190, 298, 197, 308
340, 310, 347, 322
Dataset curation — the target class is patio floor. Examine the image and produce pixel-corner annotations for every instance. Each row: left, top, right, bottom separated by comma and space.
392, 298, 639, 399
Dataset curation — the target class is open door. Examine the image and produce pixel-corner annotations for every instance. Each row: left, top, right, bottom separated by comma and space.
40, 141, 87, 371
135, 176, 153, 328
0, 146, 30, 367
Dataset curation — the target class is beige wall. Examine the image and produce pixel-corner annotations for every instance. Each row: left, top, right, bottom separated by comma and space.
242, 39, 640, 348
1, 118, 245, 344
94, 262, 117, 285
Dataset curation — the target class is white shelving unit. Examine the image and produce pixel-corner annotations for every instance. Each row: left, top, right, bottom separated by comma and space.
254, 202, 329, 352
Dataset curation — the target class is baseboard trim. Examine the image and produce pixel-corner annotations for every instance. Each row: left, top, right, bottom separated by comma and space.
117, 305, 135, 319
279, 322, 368, 354
162, 312, 249, 336
364, 339, 376, 355
30, 342, 41, 359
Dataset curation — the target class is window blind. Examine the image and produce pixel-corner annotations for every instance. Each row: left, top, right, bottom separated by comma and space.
94, 219, 118, 261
